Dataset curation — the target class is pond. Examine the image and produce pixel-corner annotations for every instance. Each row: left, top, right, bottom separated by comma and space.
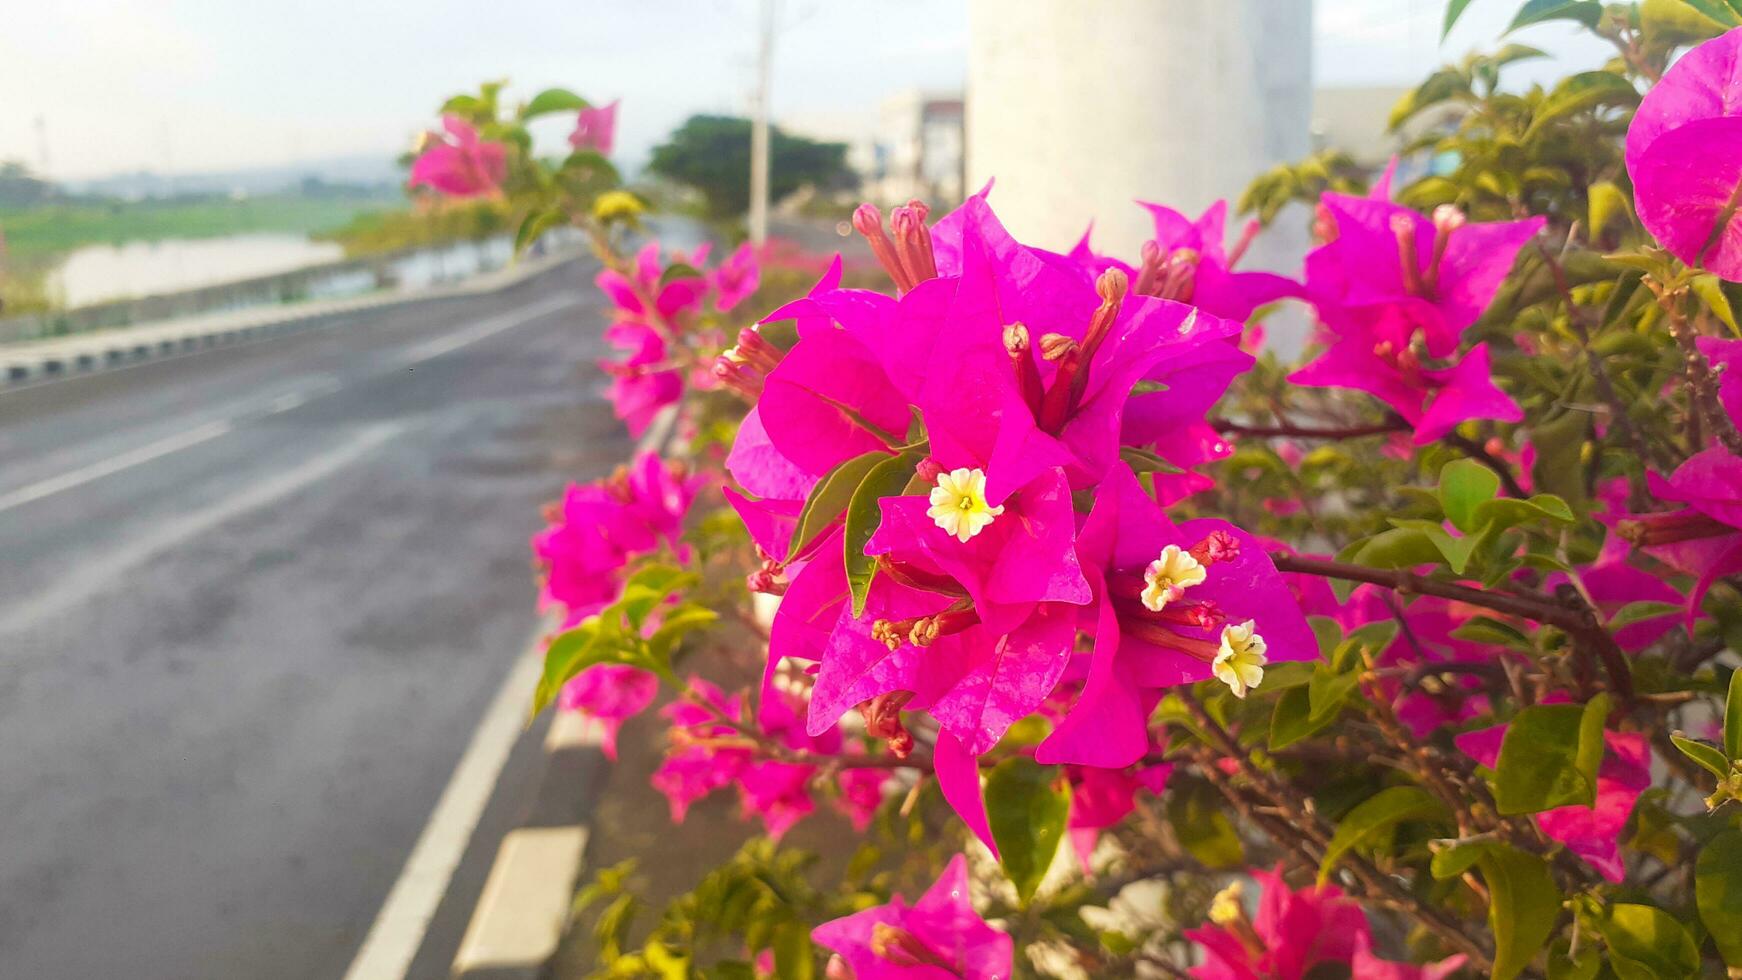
43, 233, 349, 308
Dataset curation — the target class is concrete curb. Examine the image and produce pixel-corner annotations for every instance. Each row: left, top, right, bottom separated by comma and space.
0, 247, 582, 386
450, 405, 680, 980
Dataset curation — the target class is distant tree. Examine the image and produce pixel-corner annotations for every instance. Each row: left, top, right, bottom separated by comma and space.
646, 115, 851, 219
0, 161, 57, 207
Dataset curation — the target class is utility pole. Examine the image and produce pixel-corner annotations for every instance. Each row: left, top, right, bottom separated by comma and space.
747, 0, 776, 245
34, 115, 49, 175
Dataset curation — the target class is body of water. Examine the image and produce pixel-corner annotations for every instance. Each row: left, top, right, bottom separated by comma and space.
44, 234, 348, 308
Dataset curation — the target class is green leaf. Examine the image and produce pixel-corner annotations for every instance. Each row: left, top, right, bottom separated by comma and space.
1118, 445, 1184, 475
1674, 0, 1742, 27
1508, 0, 1605, 32
772, 920, 815, 980
1471, 494, 1576, 531
521, 87, 590, 119
1726, 668, 1742, 761
1697, 831, 1742, 967
533, 619, 608, 717
1444, 0, 1479, 37
657, 262, 702, 288
1477, 846, 1561, 980
1166, 779, 1244, 869
1431, 839, 1492, 880
985, 758, 1069, 904
1308, 662, 1363, 721
1390, 69, 1471, 130
1588, 181, 1634, 238
1340, 527, 1446, 571
786, 450, 889, 560
514, 207, 565, 254
1318, 786, 1450, 885
1547, 941, 1603, 980
1441, 458, 1501, 533
1599, 904, 1701, 979
1529, 72, 1641, 136
1389, 518, 1477, 575
1595, 607, 1678, 640
1670, 732, 1731, 779
1642, 0, 1731, 43
1454, 615, 1534, 649
1695, 274, 1740, 334
1271, 685, 1337, 749
844, 453, 921, 617
1493, 695, 1609, 813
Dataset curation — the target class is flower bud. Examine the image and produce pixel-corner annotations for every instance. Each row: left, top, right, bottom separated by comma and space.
1002, 322, 1030, 355
1432, 203, 1467, 233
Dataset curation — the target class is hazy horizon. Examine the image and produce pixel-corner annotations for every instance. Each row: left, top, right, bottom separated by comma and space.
1, 0, 1612, 184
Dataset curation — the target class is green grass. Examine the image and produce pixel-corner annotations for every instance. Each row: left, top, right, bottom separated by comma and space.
0, 195, 392, 259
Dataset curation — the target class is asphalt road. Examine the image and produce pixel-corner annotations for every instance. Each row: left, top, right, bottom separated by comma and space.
0, 260, 625, 979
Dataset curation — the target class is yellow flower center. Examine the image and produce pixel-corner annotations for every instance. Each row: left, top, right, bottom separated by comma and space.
1213, 620, 1268, 699
1140, 544, 1207, 612
926, 467, 1003, 543
1208, 881, 1247, 926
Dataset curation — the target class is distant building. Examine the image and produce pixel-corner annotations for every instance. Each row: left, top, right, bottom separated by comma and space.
1312, 85, 1466, 185
863, 91, 965, 207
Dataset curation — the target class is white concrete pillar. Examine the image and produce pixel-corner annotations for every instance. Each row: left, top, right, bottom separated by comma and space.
966, 0, 1314, 258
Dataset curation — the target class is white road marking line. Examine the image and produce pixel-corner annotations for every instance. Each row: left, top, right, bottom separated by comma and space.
0, 421, 404, 636
0, 288, 576, 515
342, 629, 547, 980
399, 292, 581, 366
0, 420, 234, 516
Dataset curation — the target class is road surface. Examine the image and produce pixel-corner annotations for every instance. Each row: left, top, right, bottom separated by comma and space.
0, 259, 621, 979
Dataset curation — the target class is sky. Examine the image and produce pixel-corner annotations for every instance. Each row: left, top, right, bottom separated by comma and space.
0, 0, 1618, 182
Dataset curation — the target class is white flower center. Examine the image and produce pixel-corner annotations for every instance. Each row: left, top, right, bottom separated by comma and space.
1141, 544, 1207, 612
926, 467, 1003, 543
1213, 619, 1268, 698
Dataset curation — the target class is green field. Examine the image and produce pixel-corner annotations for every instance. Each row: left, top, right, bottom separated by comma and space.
0, 195, 392, 259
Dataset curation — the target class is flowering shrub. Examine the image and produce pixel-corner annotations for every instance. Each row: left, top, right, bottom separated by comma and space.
418, 7, 1742, 976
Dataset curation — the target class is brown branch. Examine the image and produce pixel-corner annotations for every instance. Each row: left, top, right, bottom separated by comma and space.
1270, 553, 1586, 630
1211, 417, 1409, 440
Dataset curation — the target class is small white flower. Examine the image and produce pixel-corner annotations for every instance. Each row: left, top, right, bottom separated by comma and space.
1213, 620, 1268, 698
1140, 544, 1207, 612
926, 467, 1003, 543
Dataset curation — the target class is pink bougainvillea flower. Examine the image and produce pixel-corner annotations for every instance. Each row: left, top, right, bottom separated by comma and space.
531, 453, 698, 624
1338, 588, 1500, 737
737, 760, 816, 841
1626, 27, 1742, 280
1185, 865, 1367, 980
1702, 336, 1742, 423
1131, 200, 1302, 322
651, 677, 752, 823
836, 766, 893, 832
1305, 193, 1543, 358
1455, 724, 1652, 882
712, 241, 762, 313
1065, 763, 1172, 870
920, 192, 1249, 493
1352, 933, 1468, 980
812, 854, 1013, 980
408, 116, 507, 198
557, 664, 658, 759
1037, 463, 1318, 769
1623, 420, 1742, 621
599, 322, 682, 437
597, 242, 709, 325
1290, 338, 1522, 444
568, 99, 619, 155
